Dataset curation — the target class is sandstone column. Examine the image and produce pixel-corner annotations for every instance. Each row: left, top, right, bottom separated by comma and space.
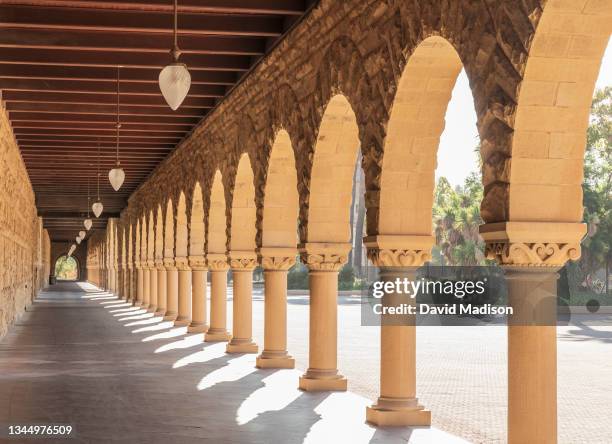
226, 252, 258, 353
142, 262, 150, 308
205, 254, 231, 342
364, 235, 433, 426
298, 243, 350, 391
188, 256, 208, 333
155, 259, 167, 316
135, 260, 143, 306
480, 221, 586, 444
147, 259, 158, 313
174, 257, 192, 326
505, 267, 559, 444
256, 248, 296, 368
163, 258, 179, 321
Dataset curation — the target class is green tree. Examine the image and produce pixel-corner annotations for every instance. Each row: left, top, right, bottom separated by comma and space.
576, 86, 611, 294
432, 172, 487, 266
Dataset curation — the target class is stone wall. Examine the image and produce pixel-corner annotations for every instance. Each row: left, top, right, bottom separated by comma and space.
0, 104, 47, 339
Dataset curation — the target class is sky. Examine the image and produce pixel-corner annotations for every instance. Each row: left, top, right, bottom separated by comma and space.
436, 37, 612, 187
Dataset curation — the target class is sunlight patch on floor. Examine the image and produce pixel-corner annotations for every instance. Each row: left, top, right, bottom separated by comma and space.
155, 333, 205, 353
124, 317, 164, 327
104, 302, 132, 308
197, 354, 257, 390
131, 321, 176, 334
142, 327, 187, 342
109, 307, 141, 313
172, 343, 227, 368
118, 313, 154, 322
237, 369, 302, 425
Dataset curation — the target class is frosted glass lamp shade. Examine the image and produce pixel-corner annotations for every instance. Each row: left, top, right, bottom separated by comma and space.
92, 201, 103, 218
76, 236, 81, 244
78, 230, 86, 239
109, 167, 125, 191
84, 218, 92, 231
159, 63, 191, 110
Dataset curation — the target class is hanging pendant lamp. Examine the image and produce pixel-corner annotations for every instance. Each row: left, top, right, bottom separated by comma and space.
79, 230, 86, 239
92, 142, 104, 218
109, 66, 125, 191
76, 236, 82, 245
84, 175, 93, 230
159, 0, 190, 110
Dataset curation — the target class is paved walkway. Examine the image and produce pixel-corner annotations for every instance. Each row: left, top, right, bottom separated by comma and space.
0, 283, 465, 444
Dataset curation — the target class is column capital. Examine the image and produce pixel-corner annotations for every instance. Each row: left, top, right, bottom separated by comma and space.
154, 259, 165, 271
207, 253, 229, 271
298, 242, 350, 272
258, 247, 297, 271
174, 256, 191, 271
163, 257, 177, 271
229, 251, 258, 271
479, 222, 586, 267
134, 260, 141, 269
188, 255, 208, 270
146, 259, 155, 268
363, 235, 433, 267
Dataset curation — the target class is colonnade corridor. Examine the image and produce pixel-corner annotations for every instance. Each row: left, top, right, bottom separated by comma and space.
0, 282, 465, 444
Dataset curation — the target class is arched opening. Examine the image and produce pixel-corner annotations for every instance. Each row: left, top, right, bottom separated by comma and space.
140, 215, 148, 265
135, 219, 141, 267
190, 182, 205, 256
55, 255, 78, 281
208, 171, 227, 255
307, 94, 360, 243
261, 129, 299, 248
147, 210, 155, 263
176, 192, 188, 258
230, 154, 256, 252
155, 206, 164, 261
164, 199, 175, 259
379, 36, 463, 238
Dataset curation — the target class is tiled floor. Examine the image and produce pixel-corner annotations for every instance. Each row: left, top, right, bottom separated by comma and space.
0, 282, 466, 444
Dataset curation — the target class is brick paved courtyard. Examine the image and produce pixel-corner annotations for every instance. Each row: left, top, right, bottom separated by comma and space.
240, 290, 611, 443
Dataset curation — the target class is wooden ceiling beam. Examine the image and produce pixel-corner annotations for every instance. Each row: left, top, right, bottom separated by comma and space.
0, 28, 266, 55
3, 90, 217, 107
0, 5, 285, 37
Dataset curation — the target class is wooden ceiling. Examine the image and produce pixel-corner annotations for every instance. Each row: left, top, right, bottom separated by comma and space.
0, 0, 312, 241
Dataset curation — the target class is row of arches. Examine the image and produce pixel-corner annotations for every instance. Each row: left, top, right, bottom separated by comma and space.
85, 2, 611, 441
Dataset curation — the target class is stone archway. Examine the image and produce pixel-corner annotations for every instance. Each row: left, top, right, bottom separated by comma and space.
230, 154, 257, 254
261, 129, 299, 249
305, 94, 360, 245
205, 170, 231, 342
54, 254, 79, 281
256, 128, 300, 369
376, 36, 463, 243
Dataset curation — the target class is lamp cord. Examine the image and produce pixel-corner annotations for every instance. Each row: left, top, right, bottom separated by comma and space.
116, 66, 121, 166
171, 0, 181, 62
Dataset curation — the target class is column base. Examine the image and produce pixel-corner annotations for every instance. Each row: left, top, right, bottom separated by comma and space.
187, 322, 209, 333
174, 316, 191, 327
163, 312, 178, 321
299, 370, 347, 392
226, 340, 258, 354
256, 353, 295, 369
154, 308, 166, 316
146, 306, 157, 313
205, 329, 231, 342
366, 403, 431, 427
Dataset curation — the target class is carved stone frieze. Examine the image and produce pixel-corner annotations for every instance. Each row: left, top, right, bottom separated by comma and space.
367, 248, 432, 268
485, 242, 581, 267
